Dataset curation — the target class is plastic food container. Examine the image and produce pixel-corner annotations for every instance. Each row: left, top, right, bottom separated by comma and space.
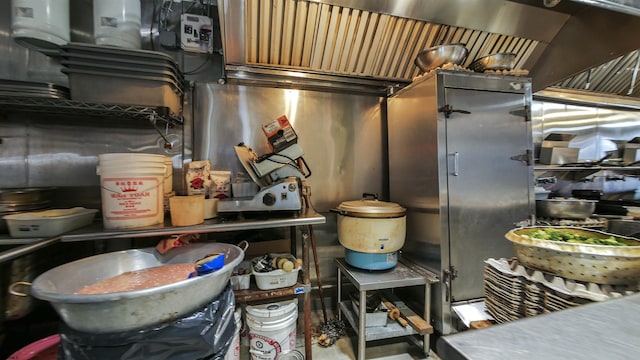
3, 207, 98, 238
230, 260, 252, 290
252, 255, 300, 291
230, 273, 251, 290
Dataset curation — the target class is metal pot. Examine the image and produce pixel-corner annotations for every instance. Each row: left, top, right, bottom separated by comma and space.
1, 253, 37, 321
333, 194, 406, 269
25, 242, 244, 333
536, 198, 596, 219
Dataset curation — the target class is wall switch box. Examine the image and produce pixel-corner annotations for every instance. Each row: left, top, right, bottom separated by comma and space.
180, 13, 213, 53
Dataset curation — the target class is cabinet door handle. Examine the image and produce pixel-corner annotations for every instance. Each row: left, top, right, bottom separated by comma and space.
450, 152, 460, 176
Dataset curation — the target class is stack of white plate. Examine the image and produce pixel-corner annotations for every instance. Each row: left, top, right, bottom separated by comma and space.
59, 43, 185, 116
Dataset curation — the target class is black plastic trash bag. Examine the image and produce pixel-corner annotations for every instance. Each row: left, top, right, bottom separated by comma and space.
59, 283, 236, 360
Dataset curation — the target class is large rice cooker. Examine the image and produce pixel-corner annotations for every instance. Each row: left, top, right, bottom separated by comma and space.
335, 194, 406, 270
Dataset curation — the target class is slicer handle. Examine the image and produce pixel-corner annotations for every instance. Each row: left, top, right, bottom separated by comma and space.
362, 193, 379, 200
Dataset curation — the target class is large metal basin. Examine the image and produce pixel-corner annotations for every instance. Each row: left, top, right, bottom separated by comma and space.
29, 242, 243, 333
505, 226, 640, 285
536, 199, 596, 219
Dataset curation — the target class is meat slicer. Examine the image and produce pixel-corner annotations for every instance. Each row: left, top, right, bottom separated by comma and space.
216, 143, 310, 213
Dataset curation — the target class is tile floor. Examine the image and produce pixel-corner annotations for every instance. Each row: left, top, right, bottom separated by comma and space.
240, 309, 441, 360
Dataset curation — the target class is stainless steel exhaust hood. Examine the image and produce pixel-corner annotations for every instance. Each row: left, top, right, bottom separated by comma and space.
217, 0, 640, 96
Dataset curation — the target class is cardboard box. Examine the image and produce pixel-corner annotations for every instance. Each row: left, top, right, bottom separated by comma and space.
624, 137, 640, 163
624, 148, 640, 163
541, 133, 577, 148
539, 147, 579, 165
262, 115, 298, 152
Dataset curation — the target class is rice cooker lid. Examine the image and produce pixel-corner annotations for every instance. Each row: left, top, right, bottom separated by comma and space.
337, 197, 406, 217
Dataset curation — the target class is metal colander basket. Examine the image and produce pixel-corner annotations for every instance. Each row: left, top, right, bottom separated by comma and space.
505, 226, 640, 285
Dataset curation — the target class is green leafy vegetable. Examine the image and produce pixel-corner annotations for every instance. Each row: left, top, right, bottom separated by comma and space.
526, 228, 629, 246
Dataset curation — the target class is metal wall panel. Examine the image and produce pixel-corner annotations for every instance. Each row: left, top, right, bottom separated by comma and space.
0, 114, 182, 209
193, 83, 386, 211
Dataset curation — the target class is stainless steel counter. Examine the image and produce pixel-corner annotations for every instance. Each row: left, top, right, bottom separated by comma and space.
437, 293, 640, 360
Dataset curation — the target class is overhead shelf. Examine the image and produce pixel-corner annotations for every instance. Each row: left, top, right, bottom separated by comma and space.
535, 165, 640, 171
0, 95, 183, 126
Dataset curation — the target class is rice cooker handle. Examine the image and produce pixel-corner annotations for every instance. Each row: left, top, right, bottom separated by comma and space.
362, 193, 378, 200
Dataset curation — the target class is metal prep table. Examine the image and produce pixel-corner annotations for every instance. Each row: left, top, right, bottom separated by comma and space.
336, 257, 438, 360
437, 292, 640, 360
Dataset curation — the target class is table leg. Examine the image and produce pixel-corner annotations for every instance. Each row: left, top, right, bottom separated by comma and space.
337, 267, 342, 321
358, 289, 366, 360
303, 227, 312, 360
423, 283, 431, 355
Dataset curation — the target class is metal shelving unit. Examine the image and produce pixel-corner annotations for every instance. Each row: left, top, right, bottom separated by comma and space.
0, 95, 183, 126
534, 165, 640, 171
0, 210, 325, 359
0, 209, 325, 248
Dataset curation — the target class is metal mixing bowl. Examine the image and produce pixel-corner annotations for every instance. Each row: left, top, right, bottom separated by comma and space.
536, 199, 596, 219
468, 52, 516, 72
414, 44, 468, 73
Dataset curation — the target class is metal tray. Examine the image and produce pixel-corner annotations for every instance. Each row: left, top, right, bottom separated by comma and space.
505, 226, 640, 285
62, 67, 184, 116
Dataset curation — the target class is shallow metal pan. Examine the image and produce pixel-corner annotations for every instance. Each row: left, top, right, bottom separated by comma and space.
28, 242, 244, 333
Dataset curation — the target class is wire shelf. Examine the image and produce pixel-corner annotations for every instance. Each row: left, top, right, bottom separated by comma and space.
0, 95, 183, 125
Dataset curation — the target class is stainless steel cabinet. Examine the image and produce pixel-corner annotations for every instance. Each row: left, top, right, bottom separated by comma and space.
387, 70, 535, 335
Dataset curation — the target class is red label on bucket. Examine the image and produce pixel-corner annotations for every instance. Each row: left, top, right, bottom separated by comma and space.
102, 176, 162, 220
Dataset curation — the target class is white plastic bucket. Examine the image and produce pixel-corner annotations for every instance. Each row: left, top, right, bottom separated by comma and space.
11, 0, 70, 50
98, 153, 166, 229
246, 299, 298, 360
99, 153, 166, 164
93, 0, 142, 49
225, 309, 242, 360
164, 156, 173, 194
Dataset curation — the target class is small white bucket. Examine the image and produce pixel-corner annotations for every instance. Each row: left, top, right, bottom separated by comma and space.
246, 299, 298, 360
225, 309, 242, 360
98, 153, 166, 229
93, 0, 142, 49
